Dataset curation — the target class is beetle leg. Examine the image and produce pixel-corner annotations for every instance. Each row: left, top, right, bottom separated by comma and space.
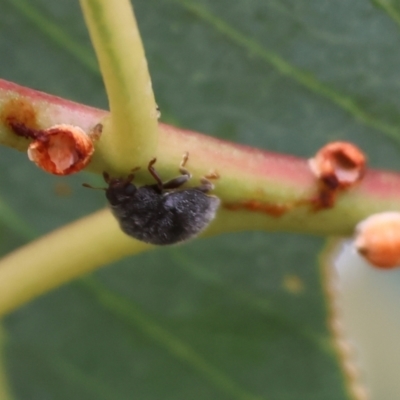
197, 170, 220, 193
178, 151, 191, 176
197, 178, 215, 193
148, 158, 165, 191
162, 175, 191, 189
161, 152, 193, 189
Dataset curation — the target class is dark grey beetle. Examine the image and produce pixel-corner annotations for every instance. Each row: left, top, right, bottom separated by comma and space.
100, 153, 220, 245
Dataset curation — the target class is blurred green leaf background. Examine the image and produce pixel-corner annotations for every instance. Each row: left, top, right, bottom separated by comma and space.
2, 0, 400, 398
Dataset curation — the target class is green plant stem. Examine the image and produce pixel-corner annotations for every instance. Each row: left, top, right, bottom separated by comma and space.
79, 0, 159, 171
0, 327, 11, 400
0, 209, 151, 316
2, 79, 400, 231
2, 80, 400, 316
0, 204, 393, 317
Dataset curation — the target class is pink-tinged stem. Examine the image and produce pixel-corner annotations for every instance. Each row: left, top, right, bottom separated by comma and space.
1, 78, 400, 236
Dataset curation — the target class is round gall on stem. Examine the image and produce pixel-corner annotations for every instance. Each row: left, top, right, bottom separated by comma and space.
355, 212, 400, 269
10, 122, 99, 175
308, 141, 366, 209
308, 141, 366, 189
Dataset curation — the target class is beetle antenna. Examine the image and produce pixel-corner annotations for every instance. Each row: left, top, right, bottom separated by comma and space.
82, 183, 106, 191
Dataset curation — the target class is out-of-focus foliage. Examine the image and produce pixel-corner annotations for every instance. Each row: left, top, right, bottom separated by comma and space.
2, 0, 400, 398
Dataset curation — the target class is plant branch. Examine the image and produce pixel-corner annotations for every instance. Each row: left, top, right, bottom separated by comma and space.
79, 0, 159, 171
0, 209, 151, 316
1, 79, 400, 233
0, 327, 11, 400
1, 80, 400, 315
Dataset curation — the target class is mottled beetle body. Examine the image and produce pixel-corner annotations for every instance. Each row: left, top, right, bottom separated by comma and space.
103, 154, 220, 245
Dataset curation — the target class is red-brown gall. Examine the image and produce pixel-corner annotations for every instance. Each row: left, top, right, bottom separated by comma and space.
10, 122, 98, 175
309, 141, 366, 189
308, 141, 366, 209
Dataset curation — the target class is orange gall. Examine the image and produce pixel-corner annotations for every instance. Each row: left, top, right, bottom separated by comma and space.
355, 212, 400, 269
10, 122, 98, 175
308, 141, 366, 189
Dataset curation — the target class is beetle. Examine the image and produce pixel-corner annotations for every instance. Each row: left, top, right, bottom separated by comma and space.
89, 153, 220, 245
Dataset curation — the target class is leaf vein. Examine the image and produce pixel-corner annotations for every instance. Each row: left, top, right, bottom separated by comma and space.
176, 0, 400, 146
79, 276, 266, 400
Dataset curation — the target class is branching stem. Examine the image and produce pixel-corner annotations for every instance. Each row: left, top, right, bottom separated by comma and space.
79, 0, 159, 171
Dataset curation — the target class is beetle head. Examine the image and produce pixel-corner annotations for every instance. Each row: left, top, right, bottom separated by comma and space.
103, 172, 137, 205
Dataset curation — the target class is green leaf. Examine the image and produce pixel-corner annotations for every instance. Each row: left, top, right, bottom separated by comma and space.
2, 0, 400, 398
